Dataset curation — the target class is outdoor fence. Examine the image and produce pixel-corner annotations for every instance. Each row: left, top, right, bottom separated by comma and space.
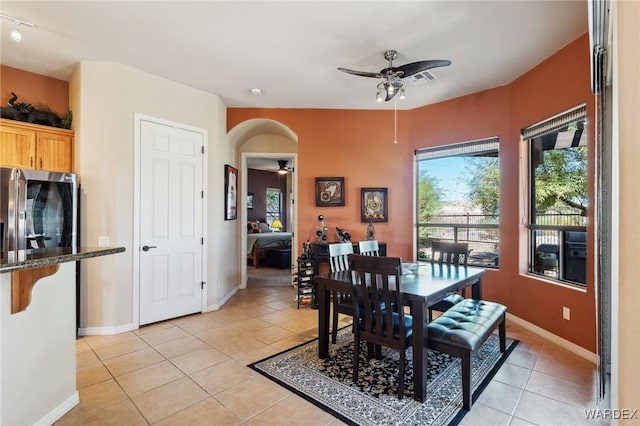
417, 214, 499, 266
417, 213, 587, 282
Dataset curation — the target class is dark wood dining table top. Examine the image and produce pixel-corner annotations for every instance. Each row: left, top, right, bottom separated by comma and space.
314, 262, 486, 402
316, 263, 484, 300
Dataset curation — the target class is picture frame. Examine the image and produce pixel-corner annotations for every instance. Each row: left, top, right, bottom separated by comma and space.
224, 164, 238, 220
247, 193, 254, 209
361, 187, 388, 222
315, 177, 345, 207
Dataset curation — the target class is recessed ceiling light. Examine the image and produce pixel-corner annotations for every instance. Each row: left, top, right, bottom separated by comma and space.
250, 88, 262, 95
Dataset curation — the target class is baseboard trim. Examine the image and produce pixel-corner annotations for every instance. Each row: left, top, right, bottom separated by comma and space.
507, 313, 598, 363
35, 391, 79, 426
77, 322, 137, 336
78, 286, 242, 335
203, 285, 239, 312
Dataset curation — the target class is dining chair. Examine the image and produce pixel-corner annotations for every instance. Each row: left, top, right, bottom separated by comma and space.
358, 240, 380, 256
430, 241, 470, 266
348, 253, 412, 399
428, 241, 470, 321
329, 242, 354, 344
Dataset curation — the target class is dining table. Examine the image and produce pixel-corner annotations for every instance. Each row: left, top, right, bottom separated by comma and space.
314, 262, 486, 403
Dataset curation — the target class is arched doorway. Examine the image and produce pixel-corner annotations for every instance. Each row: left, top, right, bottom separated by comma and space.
227, 119, 299, 289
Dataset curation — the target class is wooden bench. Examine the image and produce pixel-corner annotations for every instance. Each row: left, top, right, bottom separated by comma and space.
426, 299, 506, 410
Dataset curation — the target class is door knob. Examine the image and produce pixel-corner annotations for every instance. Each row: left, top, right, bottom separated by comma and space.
142, 245, 157, 252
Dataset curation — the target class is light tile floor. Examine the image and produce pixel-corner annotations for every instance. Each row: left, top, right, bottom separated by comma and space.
57, 285, 603, 425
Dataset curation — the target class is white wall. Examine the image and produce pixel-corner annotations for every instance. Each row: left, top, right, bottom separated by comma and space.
1, 263, 78, 425
613, 0, 640, 413
69, 61, 235, 331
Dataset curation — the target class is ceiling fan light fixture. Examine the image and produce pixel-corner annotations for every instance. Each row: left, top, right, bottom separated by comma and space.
338, 49, 451, 103
386, 81, 395, 95
377, 79, 403, 101
277, 160, 290, 174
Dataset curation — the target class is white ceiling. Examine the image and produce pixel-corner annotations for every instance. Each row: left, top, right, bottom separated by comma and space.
247, 157, 291, 172
0, 1, 587, 111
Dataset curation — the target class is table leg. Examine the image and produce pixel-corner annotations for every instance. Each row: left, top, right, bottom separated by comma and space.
412, 299, 427, 402
317, 280, 330, 359
471, 277, 483, 299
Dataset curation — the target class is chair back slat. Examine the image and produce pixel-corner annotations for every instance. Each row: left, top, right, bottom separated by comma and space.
329, 242, 354, 272
358, 240, 380, 256
349, 254, 404, 340
430, 241, 470, 266
349, 253, 411, 399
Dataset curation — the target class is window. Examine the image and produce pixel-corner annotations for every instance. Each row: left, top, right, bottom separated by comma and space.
524, 105, 587, 285
265, 188, 282, 228
415, 138, 500, 267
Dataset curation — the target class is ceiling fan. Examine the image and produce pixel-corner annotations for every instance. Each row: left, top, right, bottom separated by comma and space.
338, 50, 451, 101
277, 160, 293, 175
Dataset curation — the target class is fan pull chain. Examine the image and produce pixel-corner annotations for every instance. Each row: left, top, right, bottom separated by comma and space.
393, 96, 398, 144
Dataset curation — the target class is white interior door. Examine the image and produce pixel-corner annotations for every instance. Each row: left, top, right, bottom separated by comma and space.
139, 119, 204, 325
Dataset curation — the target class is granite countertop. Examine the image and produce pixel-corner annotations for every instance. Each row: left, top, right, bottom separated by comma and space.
0, 247, 126, 274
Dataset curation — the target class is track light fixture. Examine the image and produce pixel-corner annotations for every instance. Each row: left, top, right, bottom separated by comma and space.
1, 14, 36, 42
11, 23, 21, 42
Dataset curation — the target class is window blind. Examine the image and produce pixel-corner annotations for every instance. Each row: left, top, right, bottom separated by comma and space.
521, 104, 586, 140
414, 137, 499, 161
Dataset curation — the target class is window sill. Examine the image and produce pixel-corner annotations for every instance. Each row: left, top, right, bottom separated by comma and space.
523, 272, 588, 292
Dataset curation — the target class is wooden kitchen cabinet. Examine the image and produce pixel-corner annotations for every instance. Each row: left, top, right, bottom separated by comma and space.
0, 118, 74, 172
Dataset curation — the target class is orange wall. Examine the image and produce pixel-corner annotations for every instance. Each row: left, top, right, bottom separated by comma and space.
3, 34, 596, 351
229, 33, 597, 351
507, 34, 596, 351
0, 65, 69, 116
228, 109, 415, 260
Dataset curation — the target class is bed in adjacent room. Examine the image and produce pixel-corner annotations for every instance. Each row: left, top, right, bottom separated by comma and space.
247, 221, 292, 268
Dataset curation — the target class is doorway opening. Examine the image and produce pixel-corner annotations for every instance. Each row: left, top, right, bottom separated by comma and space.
229, 118, 299, 290
241, 154, 297, 289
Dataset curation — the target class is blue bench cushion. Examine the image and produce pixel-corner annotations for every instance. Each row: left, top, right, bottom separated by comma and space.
427, 299, 506, 351
428, 293, 465, 312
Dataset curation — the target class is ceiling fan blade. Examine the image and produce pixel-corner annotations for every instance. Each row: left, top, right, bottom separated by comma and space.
393, 60, 452, 77
338, 68, 383, 78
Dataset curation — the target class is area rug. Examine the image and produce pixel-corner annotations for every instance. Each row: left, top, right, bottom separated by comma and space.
249, 327, 518, 426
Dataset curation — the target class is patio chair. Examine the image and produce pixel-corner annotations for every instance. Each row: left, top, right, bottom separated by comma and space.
534, 244, 558, 273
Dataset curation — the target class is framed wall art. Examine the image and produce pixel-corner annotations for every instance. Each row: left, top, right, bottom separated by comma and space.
315, 177, 345, 207
247, 193, 254, 209
224, 164, 238, 220
361, 187, 388, 222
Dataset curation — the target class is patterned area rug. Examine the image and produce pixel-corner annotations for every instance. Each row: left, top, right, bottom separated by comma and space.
249, 328, 518, 426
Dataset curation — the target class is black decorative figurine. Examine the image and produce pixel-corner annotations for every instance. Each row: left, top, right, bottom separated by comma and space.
336, 227, 352, 242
